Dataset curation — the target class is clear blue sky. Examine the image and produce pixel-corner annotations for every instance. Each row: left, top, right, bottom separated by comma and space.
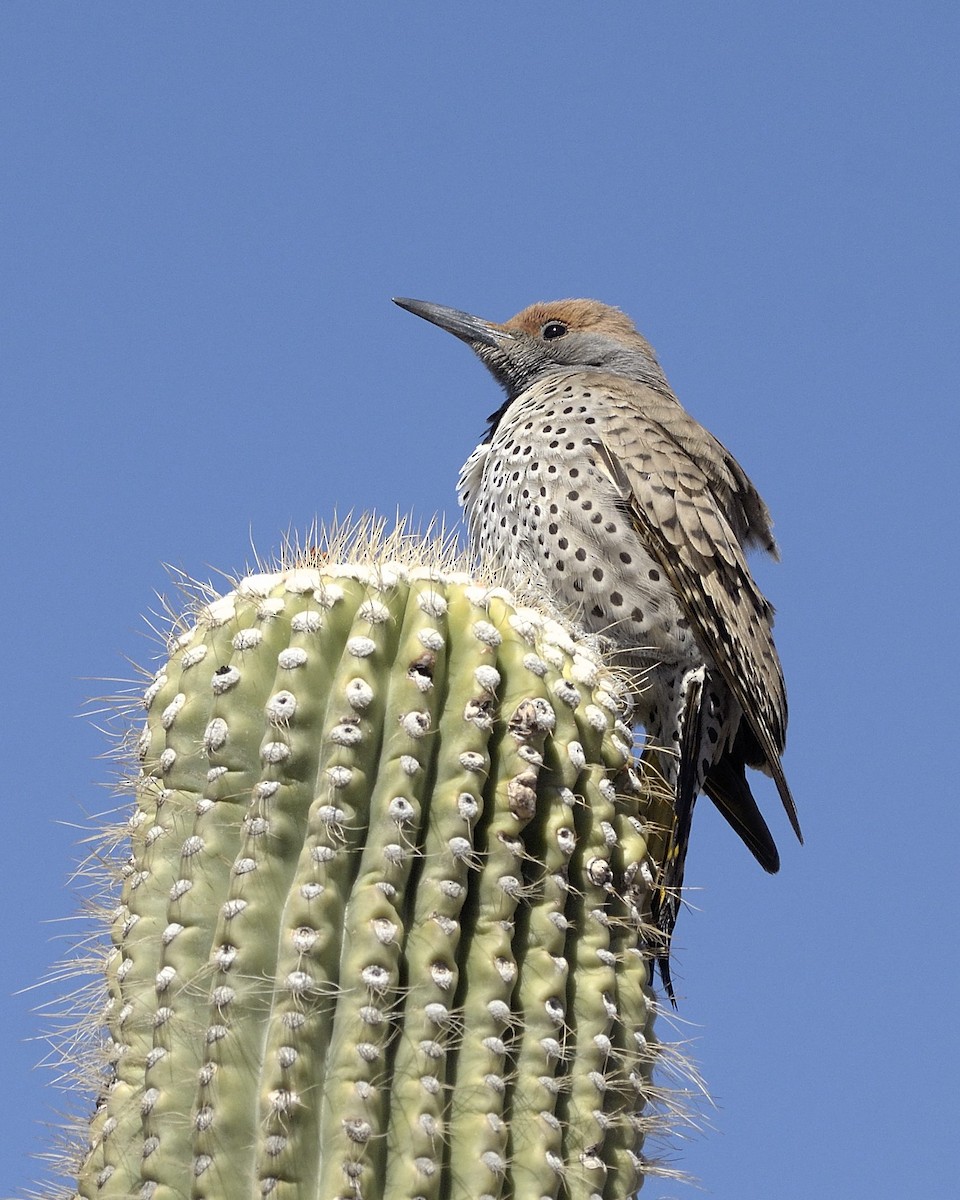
2, 4, 958, 1197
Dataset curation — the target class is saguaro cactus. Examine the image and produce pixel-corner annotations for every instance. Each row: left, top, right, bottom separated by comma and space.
55, 524, 679, 1200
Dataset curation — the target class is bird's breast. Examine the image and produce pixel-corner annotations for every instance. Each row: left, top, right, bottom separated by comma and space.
458, 380, 701, 673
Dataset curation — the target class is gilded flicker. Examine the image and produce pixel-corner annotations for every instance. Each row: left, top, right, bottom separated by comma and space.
394, 295, 802, 1001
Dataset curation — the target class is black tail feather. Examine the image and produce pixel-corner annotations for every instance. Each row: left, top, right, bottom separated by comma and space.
703, 750, 780, 874
653, 668, 705, 1006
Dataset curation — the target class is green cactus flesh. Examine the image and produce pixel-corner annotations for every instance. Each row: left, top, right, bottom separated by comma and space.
77, 560, 667, 1200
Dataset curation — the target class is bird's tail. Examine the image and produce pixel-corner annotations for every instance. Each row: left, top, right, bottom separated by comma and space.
703, 734, 780, 874
646, 666, 705, 1006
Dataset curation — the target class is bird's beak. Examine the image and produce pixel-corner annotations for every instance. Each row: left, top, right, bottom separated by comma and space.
392, 297, 507, 349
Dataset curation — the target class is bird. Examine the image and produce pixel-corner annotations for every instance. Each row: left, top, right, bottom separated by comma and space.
393, 295, 801, 1001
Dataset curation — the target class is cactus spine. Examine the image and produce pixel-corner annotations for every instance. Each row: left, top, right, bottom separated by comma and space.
66, 532, 673, 1200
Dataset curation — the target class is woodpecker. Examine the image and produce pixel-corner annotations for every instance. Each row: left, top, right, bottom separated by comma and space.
394, 296, 801, 1000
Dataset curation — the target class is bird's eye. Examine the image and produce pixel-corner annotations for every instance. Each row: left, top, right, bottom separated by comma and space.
541, 320, 568, 341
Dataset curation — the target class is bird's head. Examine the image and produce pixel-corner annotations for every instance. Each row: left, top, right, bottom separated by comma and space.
393, 297, 665, 399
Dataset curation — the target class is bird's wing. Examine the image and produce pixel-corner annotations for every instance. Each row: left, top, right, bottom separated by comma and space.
656, 406, 780, 556
587, 392, 802, 842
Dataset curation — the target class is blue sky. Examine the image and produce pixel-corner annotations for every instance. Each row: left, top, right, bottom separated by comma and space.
2, 4, 958, 1197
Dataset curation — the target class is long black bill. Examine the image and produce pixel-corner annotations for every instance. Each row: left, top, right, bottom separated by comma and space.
392, 297, 506, 348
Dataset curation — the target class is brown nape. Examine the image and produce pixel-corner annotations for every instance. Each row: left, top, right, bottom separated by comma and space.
503, 298, 642, 340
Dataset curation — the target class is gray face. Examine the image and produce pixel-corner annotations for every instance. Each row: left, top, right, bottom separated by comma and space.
393, 297, 665, 399
474, 325, 661, 397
